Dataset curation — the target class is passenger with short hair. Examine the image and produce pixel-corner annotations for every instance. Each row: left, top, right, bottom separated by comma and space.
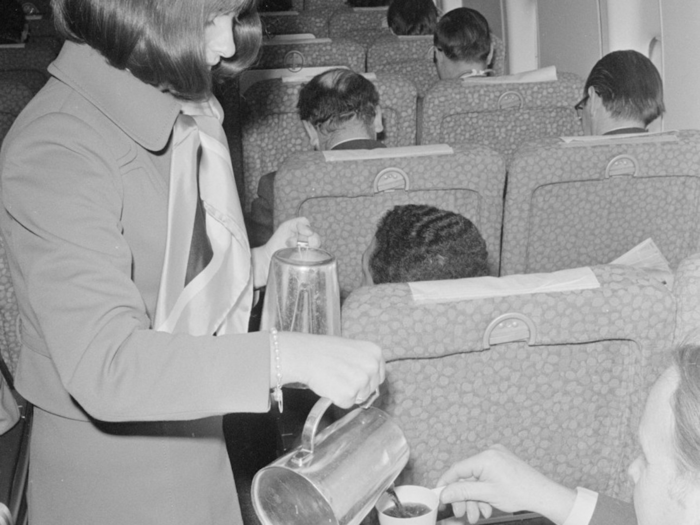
433, 7, 493, 80
0, 1, 385, 523
438, 344, 700, 525
248, 68, 385, 246
361, 204, 489, 285
387, 0, 438, 36
575, 50, 665, 135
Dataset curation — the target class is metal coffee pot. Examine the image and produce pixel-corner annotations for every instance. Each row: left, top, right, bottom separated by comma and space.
251, 395, 410, 525
261, 243, 341, 336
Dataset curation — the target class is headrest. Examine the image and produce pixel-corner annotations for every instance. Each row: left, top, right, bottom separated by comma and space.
408, 267, 600, 305
260, 11, 299, 16
560, 130, 678, 147
263, 35, 325, 44
323, 144, 453, 162
464, 65, 558, 85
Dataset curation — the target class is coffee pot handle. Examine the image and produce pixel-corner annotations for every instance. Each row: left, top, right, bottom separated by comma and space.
291, 391, 379, 467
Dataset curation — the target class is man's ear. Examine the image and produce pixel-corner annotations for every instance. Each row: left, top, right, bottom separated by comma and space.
302, 120, 320, 150
487, 41, 495, 68
373, 106, 384, 135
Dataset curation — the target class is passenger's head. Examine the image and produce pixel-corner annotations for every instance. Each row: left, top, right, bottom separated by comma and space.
433, 7, 493, 80
297, 68, 383, 151
578, 50, 664, 135
387, 0, 438, 36
627, 344, 700, 525
52, 0, 262, 100
362, 204, 489, 285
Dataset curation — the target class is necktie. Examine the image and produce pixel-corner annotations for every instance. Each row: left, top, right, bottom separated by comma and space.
154, 97, 253, 336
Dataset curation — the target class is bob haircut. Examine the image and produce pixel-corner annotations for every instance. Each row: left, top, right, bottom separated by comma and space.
369, 204, 489, 284
297, 68, 379, 133
584, 50, 665, 126
52, 0, 262, 100
387, 0, 438, 36
434, 7, 491, 64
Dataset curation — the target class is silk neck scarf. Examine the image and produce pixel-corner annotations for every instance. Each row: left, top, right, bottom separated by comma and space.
154, 97, 252, 336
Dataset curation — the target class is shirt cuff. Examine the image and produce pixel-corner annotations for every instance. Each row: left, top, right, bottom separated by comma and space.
562, 487, 599, 525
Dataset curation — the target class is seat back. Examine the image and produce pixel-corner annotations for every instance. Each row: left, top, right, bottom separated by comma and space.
0, 69, 48, 95
328, 7, 394, 46
0, 80, 34, 145
253, 38, 366, 72
419, 72, 584, 159
0, 37, 61, 75
304, 0, 345, 10
274, 143, 506, 295
341, 264, 675, 499
240, 72, 418, 211
260, 10, 331, 38
501, 130, 700, 275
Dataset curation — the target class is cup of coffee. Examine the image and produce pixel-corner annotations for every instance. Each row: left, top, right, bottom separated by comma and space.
376, 485, 439, 525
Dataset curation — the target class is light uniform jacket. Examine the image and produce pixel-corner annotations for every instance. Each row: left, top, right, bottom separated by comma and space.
0, 41, 270, 525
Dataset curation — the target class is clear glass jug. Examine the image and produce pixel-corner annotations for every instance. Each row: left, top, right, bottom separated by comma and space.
261, 244, 340, 336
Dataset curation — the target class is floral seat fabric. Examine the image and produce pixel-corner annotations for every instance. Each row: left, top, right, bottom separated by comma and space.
274, 143, 506, 296
240, 72, 418, 212
260, 10, 332, 38
341, 264, 675, 500
502, 130, 700, 275
419, 72, 584, 159
253, 39, 366, 72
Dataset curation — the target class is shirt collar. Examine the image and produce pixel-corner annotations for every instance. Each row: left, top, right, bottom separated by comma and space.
48, 41, 182, 152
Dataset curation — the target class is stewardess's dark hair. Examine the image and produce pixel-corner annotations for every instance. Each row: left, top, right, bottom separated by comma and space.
297, 68, 380, 132
369, 204, 489, 284
387, 0, 438, 36
434, 7, 491, 63
51, 0, 262, 99
584, 50, 664, 126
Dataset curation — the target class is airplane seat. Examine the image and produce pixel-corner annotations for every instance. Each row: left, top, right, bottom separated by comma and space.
341, 263, 675, 499
0, 69, 48, 95
304, 0, 346, 10
328, 8, 394, 48
501, 130, 700, 276
273, 143, 506, 297
260, 10, 332, 38
0, 80, 34, 145
419, 71, 583, 159
367, 34, 507, 97
240, 72, 418, 212
0, 234, 21, 380
0, 36, 60, 76
253, 38, 366, 72
672, 252, 700, 346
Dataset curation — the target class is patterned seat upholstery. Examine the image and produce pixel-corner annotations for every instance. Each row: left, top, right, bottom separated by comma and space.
304, 0, 345, 10
501, 130, 700, 275
341, 264, 675, 499
240, 72, 418, 211
673, 252, 700, 346
0, 69, 48, 95
274, 143, 506, 295
260, 10, 331, 38
0, 80, 34, 116
254, 38, 365, 72
0, 229, 21, 376
0, 37, 61, 74
367, 35, 507, 97
419, 72, 584, 159
328, 7, 394, 47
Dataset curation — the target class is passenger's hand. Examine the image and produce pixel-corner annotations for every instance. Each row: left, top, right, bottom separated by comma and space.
437, 445, 577, 525
274, 332, 385, 409
252, 217, 322, 287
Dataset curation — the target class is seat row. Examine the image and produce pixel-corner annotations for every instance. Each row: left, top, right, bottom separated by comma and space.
269, 130, 700, 298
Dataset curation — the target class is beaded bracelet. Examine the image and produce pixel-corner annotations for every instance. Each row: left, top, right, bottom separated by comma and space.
270, 328, 283, 413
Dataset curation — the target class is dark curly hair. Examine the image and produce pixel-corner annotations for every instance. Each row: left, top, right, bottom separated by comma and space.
434, 7, 491, 64
387, 0, 437, 36
297, 68, 379, 133
52, 0, 262, 100
369, 204, 489, 284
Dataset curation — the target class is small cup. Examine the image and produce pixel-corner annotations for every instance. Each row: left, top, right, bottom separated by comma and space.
376, 485, 439, 525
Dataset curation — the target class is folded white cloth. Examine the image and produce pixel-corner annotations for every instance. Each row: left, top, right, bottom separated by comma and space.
409, 267, 600, 305
464, 65, 558, 84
